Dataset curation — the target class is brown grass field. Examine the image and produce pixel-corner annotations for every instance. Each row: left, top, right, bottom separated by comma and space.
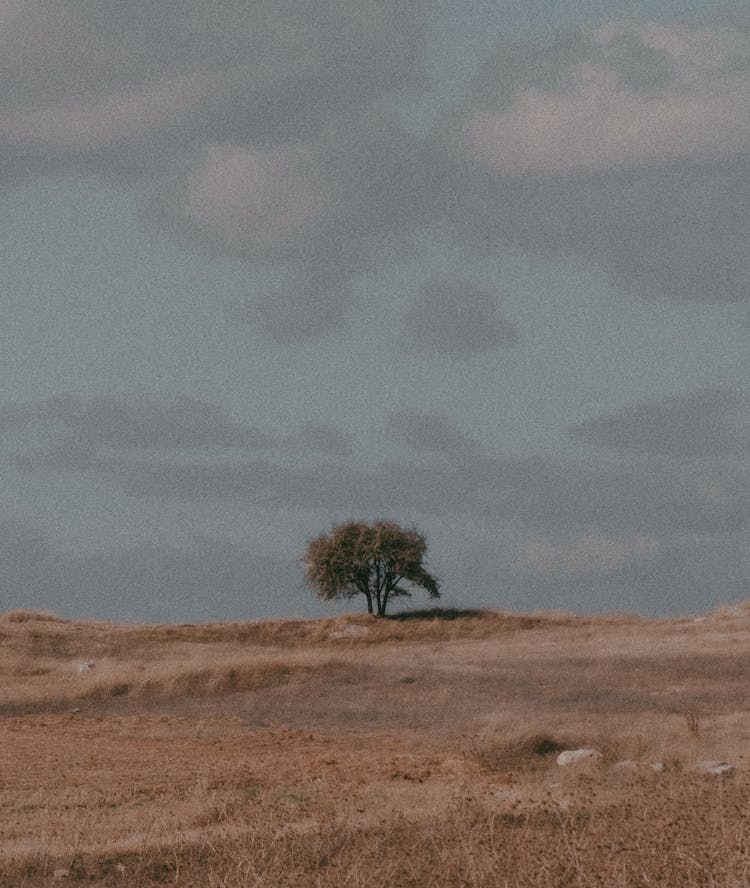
2, 604, 750, 886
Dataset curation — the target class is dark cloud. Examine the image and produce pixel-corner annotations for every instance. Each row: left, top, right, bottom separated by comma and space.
1, 394, 352, 471
226, 270, 353, 344
7, 394, 747, 537
0, 393, 270, 449
466, 457, 750, 535
402, 280, 518, 355
90, 450, 750, 537
282, 422, 352, 457
385, 411, 480, 455
572, 388, 750, 457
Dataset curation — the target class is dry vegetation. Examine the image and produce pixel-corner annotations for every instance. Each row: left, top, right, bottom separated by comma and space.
3, 605, 750, 886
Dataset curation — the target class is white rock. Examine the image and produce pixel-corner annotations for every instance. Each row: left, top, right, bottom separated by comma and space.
695, 760, 735, 777
77, 661, 95, 673
53, 868, 70, 880
556, 748, 602, 767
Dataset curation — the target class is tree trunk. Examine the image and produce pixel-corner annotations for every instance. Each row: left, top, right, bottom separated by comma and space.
377, 591, 389, 617
364, 592, 374, 614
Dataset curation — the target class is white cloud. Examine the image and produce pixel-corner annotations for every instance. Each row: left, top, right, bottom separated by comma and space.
465, 76, 750, 175
462, 18, 750, 175
180, 145, 330, 256
437, 18, 750, 303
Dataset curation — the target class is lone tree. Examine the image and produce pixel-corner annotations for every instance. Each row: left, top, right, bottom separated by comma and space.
303, 520, 440, 617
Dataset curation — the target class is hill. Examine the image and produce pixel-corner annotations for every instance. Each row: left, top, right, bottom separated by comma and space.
2, 606, 750, 886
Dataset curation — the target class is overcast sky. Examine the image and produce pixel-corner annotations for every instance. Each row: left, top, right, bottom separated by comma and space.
1, 1, 749, 622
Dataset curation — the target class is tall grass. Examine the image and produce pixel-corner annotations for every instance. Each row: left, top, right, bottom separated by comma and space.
5, 773, 750, 887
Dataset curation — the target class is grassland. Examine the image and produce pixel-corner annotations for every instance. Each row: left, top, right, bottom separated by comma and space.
2, 605, 750, 886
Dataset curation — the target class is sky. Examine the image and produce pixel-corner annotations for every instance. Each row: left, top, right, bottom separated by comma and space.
0, 1, 749, 622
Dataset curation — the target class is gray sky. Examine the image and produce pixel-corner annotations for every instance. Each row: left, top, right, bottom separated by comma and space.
1, 2, 749, 621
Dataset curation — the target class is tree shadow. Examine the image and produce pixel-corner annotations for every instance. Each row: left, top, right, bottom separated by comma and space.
386, 607, 489, 622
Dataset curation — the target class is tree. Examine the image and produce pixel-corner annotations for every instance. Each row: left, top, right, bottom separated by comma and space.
303, 520, 440, 617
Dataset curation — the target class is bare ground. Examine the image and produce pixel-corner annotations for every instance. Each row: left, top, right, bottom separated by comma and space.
2, 605, 750, 886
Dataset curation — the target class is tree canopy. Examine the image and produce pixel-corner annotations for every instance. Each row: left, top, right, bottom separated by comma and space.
303, 520, 440, 617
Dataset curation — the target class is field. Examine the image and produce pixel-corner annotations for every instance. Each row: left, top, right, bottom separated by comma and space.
2, 605, 750, 886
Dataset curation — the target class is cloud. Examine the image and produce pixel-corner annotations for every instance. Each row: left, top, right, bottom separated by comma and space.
0, 393, 269, 449
0, 394, 352, 470
402, 280, 518, 355
282, 422, 352, 457
2, 6, 750, 336
7, 394, 746, 538
5, 411, 749, 619
0, 3, 428, 337
439, 15, 750, 302
158, 101, 427, 339
0, 73, 219, 152
488, 458, 750, 534
173, 145, 330, 259
0, 2, 425, 167
82, 448, 750, 538
461, 17, 750, 175
166, 13, 750, 313
572, 388, 750, 457
385, 411, 480, 455
224, 266, 354, 343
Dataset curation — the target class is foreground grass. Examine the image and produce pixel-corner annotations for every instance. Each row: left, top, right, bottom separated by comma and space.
2, 605, 750, 886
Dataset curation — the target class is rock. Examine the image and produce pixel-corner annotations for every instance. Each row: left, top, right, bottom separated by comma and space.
556, 748, 602, 767
77, 661, 95, 673
695, 760, 735, 777
53, 868, 70, 880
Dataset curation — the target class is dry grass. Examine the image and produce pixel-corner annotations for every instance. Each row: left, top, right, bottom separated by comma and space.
2, 605, 750, 886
